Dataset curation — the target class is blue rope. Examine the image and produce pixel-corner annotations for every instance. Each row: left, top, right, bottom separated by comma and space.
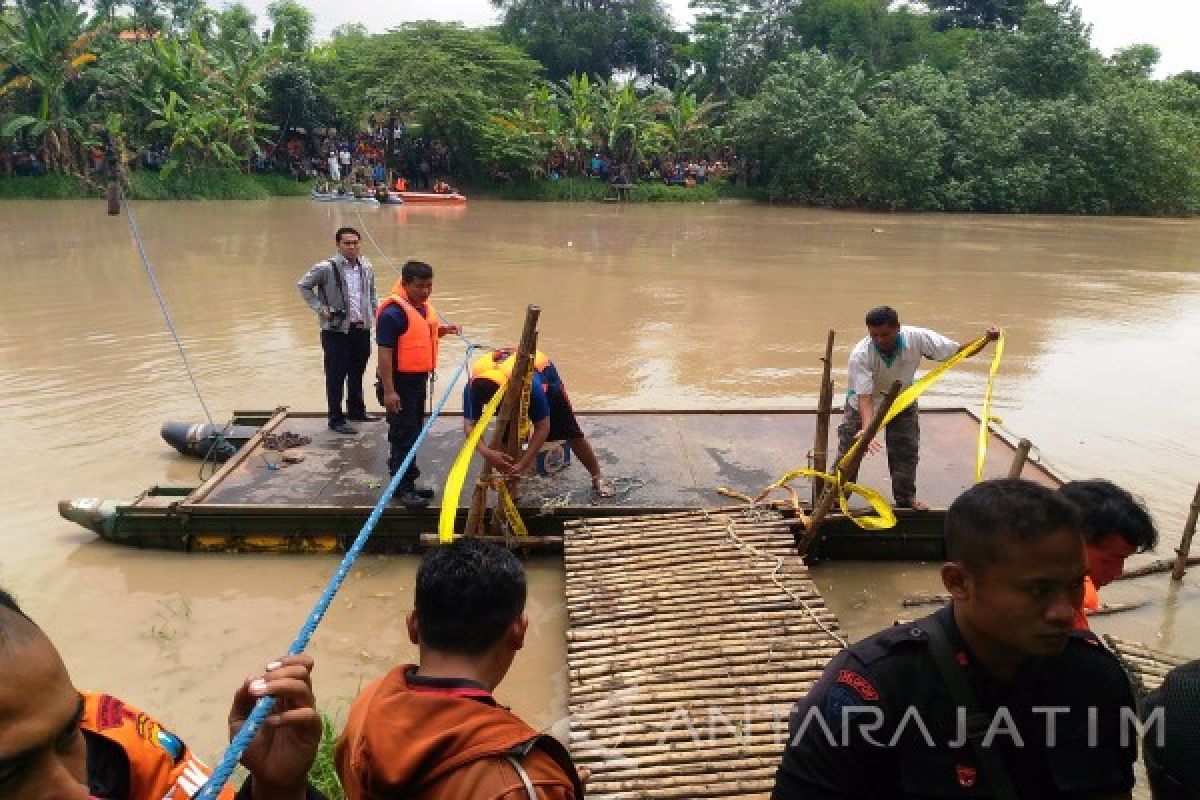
195, 343, 475, 800
118, 185, 215, 425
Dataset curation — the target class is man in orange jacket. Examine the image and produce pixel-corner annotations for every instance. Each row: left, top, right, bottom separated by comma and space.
375, 260, 460, 508
336, 538, 585, 799
1060, 479, 1157, 629
0, 587, 323, 800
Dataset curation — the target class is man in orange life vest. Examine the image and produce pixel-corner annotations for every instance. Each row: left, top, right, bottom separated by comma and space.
1060, 479, 1157, 629
464, 348, 615, 497
375, 261, 460, 508
0, 587, 324, 800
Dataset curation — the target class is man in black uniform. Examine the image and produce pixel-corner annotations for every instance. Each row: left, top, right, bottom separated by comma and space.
1142, 658, 1200, 799
773, 479, 1138, 799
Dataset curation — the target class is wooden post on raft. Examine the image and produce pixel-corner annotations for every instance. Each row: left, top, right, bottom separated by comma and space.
1171, 482, 1200, 581
464, 305, 540, 536
1006, 438, 1032, 479
796, 380, 902, 556
811, 330, 835, 508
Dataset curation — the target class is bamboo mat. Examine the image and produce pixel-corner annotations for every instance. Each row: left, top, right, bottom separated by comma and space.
563, 509, 845, 799
1104, 635, 1191, 696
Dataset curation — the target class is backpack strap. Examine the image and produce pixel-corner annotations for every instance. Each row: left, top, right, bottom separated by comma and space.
505, 756, 539, 800
917, 616, 1019, 800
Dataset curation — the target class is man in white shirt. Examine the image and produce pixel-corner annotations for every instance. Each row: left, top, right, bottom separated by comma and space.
837, 306, 1000, 509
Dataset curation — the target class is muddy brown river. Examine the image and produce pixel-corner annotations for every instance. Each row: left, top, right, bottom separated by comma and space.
1, 197, 1198, 773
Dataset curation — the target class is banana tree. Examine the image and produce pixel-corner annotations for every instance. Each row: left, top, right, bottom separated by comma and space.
554, 72, 597, 174
0, 1, 98, 175
596, 80, 654, 174
656, 88, 723, 163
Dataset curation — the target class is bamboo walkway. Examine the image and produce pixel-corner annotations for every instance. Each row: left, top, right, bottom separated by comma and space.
1104, 635, 1191, 696
564, 509, 845, 800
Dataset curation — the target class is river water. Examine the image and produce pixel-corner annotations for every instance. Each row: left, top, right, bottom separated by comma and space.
1, 197, 1198, 769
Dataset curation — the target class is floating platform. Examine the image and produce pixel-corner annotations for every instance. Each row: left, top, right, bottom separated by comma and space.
58, 408, 1061, 557
564, 509, 842, 798
1104, 635, 1191, 697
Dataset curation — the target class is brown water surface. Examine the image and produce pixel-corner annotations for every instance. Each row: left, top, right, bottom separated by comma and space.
1, 197, 1198, 765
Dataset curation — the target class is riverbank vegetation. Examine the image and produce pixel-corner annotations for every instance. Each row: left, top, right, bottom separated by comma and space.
2, 0, 1198, 213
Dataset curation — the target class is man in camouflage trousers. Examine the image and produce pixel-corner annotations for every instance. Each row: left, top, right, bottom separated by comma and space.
836, 306, 1000, 509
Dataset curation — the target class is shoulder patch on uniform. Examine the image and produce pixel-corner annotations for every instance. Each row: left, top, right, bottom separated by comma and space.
95, 694, 136, 730
836, 669, 879, 701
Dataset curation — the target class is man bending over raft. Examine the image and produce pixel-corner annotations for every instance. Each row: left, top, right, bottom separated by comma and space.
464, 348, 615, 498
837, 305, 1001, 510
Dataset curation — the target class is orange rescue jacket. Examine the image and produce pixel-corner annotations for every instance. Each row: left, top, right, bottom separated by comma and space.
470, 350, 551, 387
377, 286, 440, 374
335, 665, 582, 800
83, 691, 234, 799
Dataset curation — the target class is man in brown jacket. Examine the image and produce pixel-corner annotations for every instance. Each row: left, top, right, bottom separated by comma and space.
335, 538, 585, 800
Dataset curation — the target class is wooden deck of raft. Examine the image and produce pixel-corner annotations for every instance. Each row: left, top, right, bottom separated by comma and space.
564, 509, 843, 799
1104, 635, 1191, 697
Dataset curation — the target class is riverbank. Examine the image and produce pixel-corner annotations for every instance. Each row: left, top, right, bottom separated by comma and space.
0, 169, 315, 200
478, 177, 766, 203
0, 172, 769, 203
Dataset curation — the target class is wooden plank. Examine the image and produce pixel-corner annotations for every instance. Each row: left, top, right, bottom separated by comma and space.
181, 407, 290, 507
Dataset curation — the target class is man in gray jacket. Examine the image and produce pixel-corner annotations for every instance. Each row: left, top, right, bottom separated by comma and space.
297, 227, 379, 434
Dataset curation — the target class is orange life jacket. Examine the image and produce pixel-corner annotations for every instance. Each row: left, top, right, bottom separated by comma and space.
395, 177, 408, 191
469, 349, 550, 387
83, 691, 235, 799
1073, 575, 1101, 630
377, 287, 440, 373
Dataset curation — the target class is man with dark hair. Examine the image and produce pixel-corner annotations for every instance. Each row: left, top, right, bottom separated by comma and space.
773, 479, 1138, 799
464, 348, 614, 497
837, 306, 1000, 509
298, 227, 380, 434
374, 260, 460, 508
335, 538, 583, 800
1060, 479, 1158, 629
1142, 659, 1200, 799
0, 588, 323, 799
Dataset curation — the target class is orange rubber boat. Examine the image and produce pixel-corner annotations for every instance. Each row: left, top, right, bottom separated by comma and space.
394, 190, 467, 205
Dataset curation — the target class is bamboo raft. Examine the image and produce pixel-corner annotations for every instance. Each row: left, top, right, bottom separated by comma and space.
564, 508, 841, 799
1104, 635, 1191, 697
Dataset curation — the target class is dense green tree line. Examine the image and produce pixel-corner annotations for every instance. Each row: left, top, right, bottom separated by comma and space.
1, 0, 1197, 213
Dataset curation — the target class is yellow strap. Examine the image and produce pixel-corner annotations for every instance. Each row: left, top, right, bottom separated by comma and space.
975, 333, 1005, 481
765, 467, 897, 531
495, 480, 530, 537
438, 374, 510, 543
517, 362, 533, 444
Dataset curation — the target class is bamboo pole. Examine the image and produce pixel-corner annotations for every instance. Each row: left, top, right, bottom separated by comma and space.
1172, 483, 1200, 581
567, 610, 838, 645
569, 644, 836, 678
812, 329, 836, 508
465, 306, 540, 535
569, 628, 842, 659
797, 380, 902, 555
567, 680, 821, 714
1007, 438, 1033, 479
1116, 555, 1200, 581
569, 694, 807, 725
569, 667, 834, 700
571, 652, 840, 686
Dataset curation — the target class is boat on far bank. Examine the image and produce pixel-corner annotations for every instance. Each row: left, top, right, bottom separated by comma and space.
396, 190, 466, 205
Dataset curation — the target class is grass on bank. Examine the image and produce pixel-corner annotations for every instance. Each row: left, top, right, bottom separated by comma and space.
0, 169, 314, 200
307, 711, 345, 800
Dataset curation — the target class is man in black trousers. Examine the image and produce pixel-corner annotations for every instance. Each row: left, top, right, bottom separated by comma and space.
298, 227, 379, 434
